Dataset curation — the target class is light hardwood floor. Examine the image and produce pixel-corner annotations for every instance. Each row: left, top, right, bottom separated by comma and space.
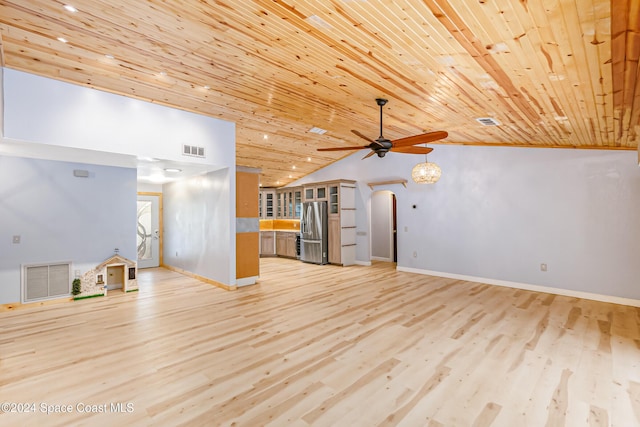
1, 258, 639, 426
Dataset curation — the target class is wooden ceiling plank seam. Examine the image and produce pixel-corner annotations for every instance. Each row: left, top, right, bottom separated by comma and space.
284, 0, 500, 125
423, 0, 543, 127
465, 0, 565, 143
573, 0, 615, 145
192, 1, 458, 135
171, 0, 524, 139
522, 0, 594, 146
620, 0, 640, 145
610, 0, 629, 142
2, 0, 352, 102
268, 8, 458, 124
542, 0, 598, 146
557, 0, 613, 147
487, 0, 585, 144
0, 0, 636, 187
0, 29, 5, 67
377, 1, 512, 123
501, 0, 596, 146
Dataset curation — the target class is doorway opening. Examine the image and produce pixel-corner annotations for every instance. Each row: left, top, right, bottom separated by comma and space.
137, 193, 162, 268
106, 265, 125, 292
371, 190, 397, 263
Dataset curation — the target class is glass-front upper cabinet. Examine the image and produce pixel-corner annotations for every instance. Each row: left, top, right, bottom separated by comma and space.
287, 190, 293, 218
316, 186, 327, 200
329, 185, 339, 214
276, 191, 282, 218
263, 190, 275, 219
305, 187, 314, 201
294, 189, 302, 218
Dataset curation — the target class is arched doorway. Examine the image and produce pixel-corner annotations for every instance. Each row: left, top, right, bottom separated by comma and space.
371, 190, 397, 263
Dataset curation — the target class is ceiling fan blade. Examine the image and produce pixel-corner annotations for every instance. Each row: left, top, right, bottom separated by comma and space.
362, 150, 376, 160
351, 130, 377, 144
391, 146, 434, 154
391, 131, 449, 148
317, 145, 369, 152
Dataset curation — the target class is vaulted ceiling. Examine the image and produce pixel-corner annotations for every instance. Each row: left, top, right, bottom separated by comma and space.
0, 0, 638, 187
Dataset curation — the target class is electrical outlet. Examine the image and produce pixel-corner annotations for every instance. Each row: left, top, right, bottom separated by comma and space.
404, 226, 408, 232
176, 251, 179, 257
413, 251, 417, 258
12, 235, 21, 244
540, 263, 547, 272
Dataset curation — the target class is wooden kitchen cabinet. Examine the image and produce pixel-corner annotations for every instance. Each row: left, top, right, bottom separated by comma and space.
303, 184, 327, 202
326, 180, 356, 265
275, 187, 301, 219
260, 231, 276, 256
276, 231, 297, 258
259, 189, 276, 219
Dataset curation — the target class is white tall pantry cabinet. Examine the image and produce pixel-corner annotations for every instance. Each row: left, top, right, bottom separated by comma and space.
327, 180, 356, 266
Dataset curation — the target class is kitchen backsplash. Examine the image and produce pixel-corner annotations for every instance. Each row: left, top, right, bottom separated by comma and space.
259, 219, 300, 231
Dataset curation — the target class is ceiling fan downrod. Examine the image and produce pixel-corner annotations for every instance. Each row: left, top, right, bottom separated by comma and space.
375, 98, 388, 140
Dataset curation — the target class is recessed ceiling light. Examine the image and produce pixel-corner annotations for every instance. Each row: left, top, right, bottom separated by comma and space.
263, 134, 268, 140
63, 4, 77, 13
159, 71, 167, 76
307, 157, 311, 162
57, 37, 68, 43
292, 165, 296, 170
164, 168, 182, 173
288, 174, 293, 178
203, 85, 210, 90
104, 54, 115, 59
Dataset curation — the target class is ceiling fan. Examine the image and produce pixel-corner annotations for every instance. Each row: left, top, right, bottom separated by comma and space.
317, 98, 448, 159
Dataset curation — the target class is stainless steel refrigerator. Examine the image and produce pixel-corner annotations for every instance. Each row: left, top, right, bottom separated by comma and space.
300, 201, 328, 264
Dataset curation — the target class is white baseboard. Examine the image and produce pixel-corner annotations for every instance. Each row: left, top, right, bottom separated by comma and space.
236, 276, 258, 287
396, 266, 640, 308
370, 256, 393, 262
353, 260, 372, 266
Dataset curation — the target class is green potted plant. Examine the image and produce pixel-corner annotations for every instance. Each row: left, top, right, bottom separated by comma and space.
72, 278, 82, 296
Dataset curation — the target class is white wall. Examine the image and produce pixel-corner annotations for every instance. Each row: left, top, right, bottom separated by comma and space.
0, 156, 136, 304
163, 169, 235, 286
3, 68, 235, 167
2, 68, 237, 290
137, 183, 163, 193
291, 146, 640, 300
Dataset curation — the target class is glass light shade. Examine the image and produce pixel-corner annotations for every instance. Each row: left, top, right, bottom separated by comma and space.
411, 161, 441, 184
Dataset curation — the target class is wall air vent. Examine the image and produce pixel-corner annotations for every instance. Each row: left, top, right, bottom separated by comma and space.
22, 262, 71, 303
476, 117, 501, 126
309, 127, 327, 135
182, 144, 206, 158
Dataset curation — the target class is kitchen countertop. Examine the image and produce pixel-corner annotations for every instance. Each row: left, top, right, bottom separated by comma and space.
262, 229, 300, 233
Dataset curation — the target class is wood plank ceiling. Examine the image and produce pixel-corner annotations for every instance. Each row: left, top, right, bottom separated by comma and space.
0, 0, 638, 187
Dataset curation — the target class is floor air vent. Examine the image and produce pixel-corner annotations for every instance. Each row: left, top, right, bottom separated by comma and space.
23, 262, 71, 303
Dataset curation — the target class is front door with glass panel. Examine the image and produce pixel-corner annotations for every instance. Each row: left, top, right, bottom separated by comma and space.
137, 194, 160, 268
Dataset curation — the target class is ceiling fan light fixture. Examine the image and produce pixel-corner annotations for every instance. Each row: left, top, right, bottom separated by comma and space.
411, 161, 441, 184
